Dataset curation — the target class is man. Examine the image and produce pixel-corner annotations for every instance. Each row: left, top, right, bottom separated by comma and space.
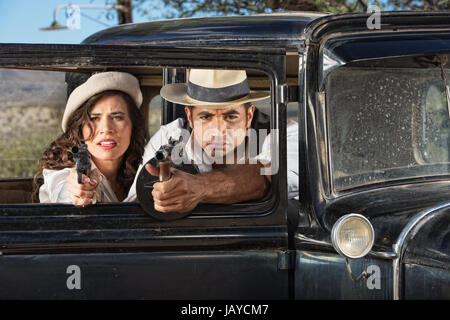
125, 69, 298, 213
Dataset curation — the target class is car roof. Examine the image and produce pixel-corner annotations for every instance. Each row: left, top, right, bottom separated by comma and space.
82, 11, 450, 49
82, 12, 329, 49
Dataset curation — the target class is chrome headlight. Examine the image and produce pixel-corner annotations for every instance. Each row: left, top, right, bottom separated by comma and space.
331, 214, 374, 259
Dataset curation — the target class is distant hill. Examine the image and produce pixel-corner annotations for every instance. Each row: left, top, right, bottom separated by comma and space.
0, 69, 67, 108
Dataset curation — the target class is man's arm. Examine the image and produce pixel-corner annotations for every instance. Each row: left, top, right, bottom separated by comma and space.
201, 163, 269, 204
146, 163, 270, 213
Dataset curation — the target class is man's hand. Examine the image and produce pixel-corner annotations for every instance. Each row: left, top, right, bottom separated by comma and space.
67, 168, 100, 207
145, 163, 207, 213
144, 161, 269, 213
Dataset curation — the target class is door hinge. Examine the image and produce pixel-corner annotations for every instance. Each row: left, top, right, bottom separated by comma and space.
277, 84, 299, 105
278, 250, 296, 271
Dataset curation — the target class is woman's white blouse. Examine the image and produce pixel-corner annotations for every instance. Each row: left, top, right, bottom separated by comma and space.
39, 161, 119, 203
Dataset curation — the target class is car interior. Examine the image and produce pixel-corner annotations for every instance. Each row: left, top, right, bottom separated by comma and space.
0, 54, 300, 207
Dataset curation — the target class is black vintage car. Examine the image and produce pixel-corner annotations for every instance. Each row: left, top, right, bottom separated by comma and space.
0, 11, 448, 300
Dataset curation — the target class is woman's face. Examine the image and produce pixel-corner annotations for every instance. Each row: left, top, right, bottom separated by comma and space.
82, 94, 132, 164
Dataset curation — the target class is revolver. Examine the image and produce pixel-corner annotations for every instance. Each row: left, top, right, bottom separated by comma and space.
71, 143, 91, 184
153, 136, 184, 181
136, 135, 199, 220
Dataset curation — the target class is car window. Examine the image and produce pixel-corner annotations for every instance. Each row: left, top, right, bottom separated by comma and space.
326, 60, 450, 192
149, 94, 162, 138
421, 83, 450, 163
0, 68, 66, 179
0, 67, 288, 213
253, 97, 270, 115
287, 102, 299, 200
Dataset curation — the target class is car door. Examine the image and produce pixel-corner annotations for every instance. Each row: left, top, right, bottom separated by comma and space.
0, 43, 290, 299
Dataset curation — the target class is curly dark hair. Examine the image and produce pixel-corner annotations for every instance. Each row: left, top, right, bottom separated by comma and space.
33, 90, 147, 202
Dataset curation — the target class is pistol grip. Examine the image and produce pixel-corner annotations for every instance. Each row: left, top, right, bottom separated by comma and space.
77, 172, 83, 184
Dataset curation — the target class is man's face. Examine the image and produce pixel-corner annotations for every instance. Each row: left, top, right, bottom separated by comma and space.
185, 104, 255, 160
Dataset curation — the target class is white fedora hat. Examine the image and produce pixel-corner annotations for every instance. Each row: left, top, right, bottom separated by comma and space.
160, 69, 270, 108
62, 71, 143, 132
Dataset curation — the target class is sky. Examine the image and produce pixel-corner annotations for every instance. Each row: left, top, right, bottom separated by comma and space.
0, 0, 154, 44
0, 1, 396, 45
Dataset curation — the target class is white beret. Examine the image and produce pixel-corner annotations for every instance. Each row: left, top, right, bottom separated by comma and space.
62, 71, 143, 132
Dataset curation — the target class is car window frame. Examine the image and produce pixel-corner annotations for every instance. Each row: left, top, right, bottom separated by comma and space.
316, 35, 450, 198
0, 43, 289, 230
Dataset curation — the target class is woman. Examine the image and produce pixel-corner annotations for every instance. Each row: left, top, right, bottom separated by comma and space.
34, 71, 147, 205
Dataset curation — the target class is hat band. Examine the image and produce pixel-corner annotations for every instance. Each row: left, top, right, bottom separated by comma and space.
186, 78, 250, 103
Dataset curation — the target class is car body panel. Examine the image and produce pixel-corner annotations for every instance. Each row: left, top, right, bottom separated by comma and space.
404, 263, 450, 299
297, 11, 450, 299
0, 251, 288, 299
295, 251, 393, 299
403, 205, 450, 271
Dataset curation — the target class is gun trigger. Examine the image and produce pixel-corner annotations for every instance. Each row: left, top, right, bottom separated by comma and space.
144, 180, 157, 190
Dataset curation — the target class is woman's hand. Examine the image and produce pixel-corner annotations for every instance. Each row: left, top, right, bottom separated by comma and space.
67, 168, 101, 206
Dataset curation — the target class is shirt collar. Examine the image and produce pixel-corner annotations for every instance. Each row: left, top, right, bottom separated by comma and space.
183, 132, 249, 172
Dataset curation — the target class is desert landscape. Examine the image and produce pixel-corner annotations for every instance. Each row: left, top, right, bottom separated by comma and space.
0, 69, 66, 178
0, 69, 161, 179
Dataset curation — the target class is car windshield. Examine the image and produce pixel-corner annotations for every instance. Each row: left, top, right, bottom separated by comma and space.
326, 57, 450, 192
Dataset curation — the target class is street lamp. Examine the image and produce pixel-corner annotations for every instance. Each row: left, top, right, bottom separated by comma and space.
40, 4, 127, 31
40, 20, 68, 31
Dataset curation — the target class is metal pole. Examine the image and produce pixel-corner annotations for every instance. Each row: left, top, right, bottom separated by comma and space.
116, 0, 133, 24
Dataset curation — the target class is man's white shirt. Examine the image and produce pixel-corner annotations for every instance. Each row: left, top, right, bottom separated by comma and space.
125, 117, 299, 202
